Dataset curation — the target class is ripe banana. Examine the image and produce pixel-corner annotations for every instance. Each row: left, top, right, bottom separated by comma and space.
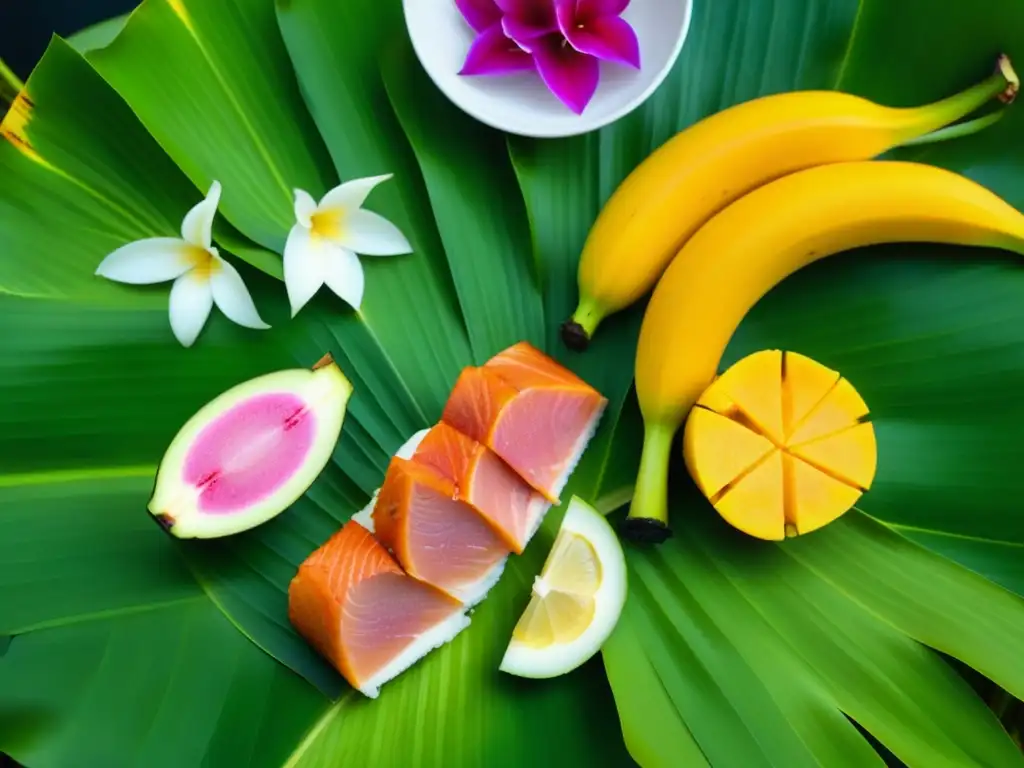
621, 161, 1024, 543
561, 56, 1019, 351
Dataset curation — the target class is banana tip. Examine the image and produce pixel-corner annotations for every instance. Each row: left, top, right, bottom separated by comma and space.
560, 320, 591, 352
997, 53, 1019, 104
619, 517, 673, 545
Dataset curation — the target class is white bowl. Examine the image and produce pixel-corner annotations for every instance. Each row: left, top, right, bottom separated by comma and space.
403, 0, 694, 139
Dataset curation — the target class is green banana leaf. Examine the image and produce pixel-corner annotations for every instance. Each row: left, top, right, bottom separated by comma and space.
3, 0, 1024, 765
65, 14, 130, 55
86, 0, 338, 254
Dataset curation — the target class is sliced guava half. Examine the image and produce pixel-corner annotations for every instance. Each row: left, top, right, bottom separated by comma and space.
148, 354, 353, 539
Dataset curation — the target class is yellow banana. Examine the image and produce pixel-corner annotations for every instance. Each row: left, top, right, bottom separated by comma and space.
561, 56, 1019, 351
621, 161, 1024, 543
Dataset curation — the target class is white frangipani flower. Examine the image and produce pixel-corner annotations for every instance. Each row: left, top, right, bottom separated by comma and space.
95, 181, 270, 348
284, 173, 413, 317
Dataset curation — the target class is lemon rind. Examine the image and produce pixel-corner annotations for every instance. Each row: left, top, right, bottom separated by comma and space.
498, 496, 628, 679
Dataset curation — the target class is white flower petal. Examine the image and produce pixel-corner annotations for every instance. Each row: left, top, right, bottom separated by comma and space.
181, 180, 222, 249
95, 237, 194, 284
319, 173, 393, 213
210, 253, 271, 330
322, 246, 365, 311
339, 209, 413, 256
284, 225, 327, 317
294, 188, 317, 228
169, 271, 214, 348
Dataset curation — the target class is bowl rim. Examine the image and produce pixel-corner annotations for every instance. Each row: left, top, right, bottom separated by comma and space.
402, 0, 695, 140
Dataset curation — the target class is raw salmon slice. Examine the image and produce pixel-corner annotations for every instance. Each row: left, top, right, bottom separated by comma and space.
287, 520, 469, 699
441, 342, 608, 503
413, 421, 551, 554
372, 457, 511, 605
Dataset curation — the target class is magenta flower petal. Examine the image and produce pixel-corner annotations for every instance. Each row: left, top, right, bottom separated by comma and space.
575, 0, 630, 21
494, 0, 553, 15
496, 0, 559, 43
455, 0, 503, 33
459, 24, 536, 76
502, 15, 557, 52
562, 15, 640, 68
532, 34, 600, 114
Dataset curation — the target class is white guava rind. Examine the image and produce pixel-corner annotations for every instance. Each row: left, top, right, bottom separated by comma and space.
148, 358, 353, 539
497, 496, 628, 679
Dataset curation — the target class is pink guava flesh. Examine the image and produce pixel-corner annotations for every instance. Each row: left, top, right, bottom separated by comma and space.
183, 392, 317, 514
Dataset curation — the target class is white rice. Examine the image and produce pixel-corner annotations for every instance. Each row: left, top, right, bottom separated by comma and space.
549, 399, 609, 503
447, 556, 509, 608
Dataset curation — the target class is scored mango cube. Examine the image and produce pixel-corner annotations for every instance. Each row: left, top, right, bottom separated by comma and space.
683, 350, 877, 541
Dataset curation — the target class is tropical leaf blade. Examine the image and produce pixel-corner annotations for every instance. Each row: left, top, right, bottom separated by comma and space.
87, 0, 337, 252
3, 0, 1024, 765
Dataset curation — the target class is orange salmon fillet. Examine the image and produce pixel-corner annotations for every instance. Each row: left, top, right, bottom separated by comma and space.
413, 421, 551, 554
372, 457, 511, 603
441, 342, 608, 503
288, 520, 466, 697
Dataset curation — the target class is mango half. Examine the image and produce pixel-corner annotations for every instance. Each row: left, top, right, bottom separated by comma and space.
148, 354, 352, 539
683, 350, 876, 541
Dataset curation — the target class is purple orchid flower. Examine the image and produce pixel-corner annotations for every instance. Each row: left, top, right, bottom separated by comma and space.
455, 0, 641, 115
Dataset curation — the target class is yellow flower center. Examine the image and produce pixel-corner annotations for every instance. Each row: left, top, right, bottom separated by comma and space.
186, 245, 220, 280
310, 208, 344, 240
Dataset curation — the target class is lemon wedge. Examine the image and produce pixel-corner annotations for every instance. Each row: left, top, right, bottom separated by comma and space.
499, 496, 628, 679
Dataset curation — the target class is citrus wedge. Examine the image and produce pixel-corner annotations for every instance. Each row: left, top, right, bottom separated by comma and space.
499, 496, 627, 679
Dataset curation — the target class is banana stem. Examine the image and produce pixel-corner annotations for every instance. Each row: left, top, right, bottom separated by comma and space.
897, 54, 1018, 143
561, 294, 607, 351
897, 110, 1005, 147
0, 59, 23, 111
620, 421, 675, 544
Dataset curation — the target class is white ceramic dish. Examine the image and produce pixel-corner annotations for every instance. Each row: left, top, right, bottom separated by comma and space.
403, 0, 694, 139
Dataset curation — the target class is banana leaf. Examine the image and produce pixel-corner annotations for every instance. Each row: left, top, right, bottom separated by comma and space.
3, 0, 1024, 766
65, 14, 130, 54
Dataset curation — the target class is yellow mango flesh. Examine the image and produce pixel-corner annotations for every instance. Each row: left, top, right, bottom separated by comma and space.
714, 452, 786, 541
683, 350, 877, 540
702, 350, 786, 444
788, 377, 869, 445
783, 455, 864, 536
683, 408, 776, 498
782, 351, 840, 434
789, 422, 878, 489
